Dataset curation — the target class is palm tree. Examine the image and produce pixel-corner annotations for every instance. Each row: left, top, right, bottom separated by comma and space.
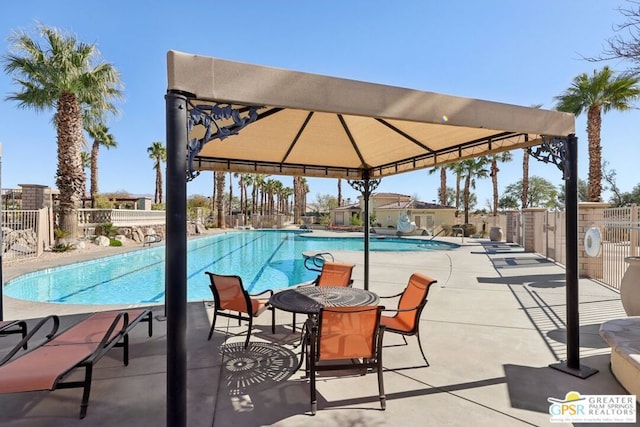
234, 173, 246, 217
459, 157, 491, 224
337, 179, 342, 207
281, 186, 294, 215
80, 151, 91, 202
253, 174, 267, 215
228, 172, 233, 216
147, 141, 166, 204
85, 123, 117, 207
2, 25, 123, 239
447, 162, 464, 211
555, 67, 640, 201
428, 165, 448, 205
293, 176, 309, 223
522, 149, 529, 209
243, 174, 255, 217
215, 171, 226, 227
489, 151, 513, 217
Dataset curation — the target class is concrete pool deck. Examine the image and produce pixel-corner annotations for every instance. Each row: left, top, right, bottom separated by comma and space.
0, 231, 634, 426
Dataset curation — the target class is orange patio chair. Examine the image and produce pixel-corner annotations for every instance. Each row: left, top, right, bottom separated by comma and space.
313, 261, 355, 287
379, 272, 437, 367
306, 305, 386, 415
205, 272, 275, 348
293, 261, 355, 330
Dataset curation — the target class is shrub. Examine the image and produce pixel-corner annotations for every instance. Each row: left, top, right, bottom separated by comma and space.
99, 222, 119, 237
109, 238, 122, 247
52, 242, 74, 252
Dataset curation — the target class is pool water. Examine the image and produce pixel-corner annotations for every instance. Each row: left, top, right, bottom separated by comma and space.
4, 230, 457, 305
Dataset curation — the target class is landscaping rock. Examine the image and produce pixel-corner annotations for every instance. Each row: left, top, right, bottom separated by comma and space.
95, 235, 110, 247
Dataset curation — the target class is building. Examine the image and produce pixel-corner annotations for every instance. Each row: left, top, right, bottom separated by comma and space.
330, 192, 457, 234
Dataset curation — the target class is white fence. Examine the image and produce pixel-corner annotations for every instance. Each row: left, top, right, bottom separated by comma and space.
77, 209, 166, 236
2, 208, 52, 262
77, 209, 166, 227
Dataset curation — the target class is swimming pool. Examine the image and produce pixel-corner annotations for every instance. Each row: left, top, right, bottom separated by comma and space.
4, 230, 458, 305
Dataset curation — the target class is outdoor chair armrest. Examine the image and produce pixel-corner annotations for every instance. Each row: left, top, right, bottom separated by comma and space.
382, 306, 421, 314
0, 315, 60, 366
379, 291, 404, 299
249, 289, 274, 298
298, 279, 318, 287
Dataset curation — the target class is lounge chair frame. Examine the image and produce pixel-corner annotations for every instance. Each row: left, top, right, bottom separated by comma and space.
0, 320, 28, 349
0, 309, 153, 419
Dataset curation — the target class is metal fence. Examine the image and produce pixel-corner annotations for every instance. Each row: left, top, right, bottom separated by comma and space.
1, 208, 51, 262
506, 205, 638, 292
598, 205, 640, 291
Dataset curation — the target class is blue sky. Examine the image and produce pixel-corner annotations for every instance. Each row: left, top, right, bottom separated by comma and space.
1, 1, 639, 208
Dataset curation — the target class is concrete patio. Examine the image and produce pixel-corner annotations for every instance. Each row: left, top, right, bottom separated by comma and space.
0, 236, 633, 426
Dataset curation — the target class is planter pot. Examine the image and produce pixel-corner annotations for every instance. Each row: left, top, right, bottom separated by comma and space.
621, 257, 640, 316
489, 226, 503, 242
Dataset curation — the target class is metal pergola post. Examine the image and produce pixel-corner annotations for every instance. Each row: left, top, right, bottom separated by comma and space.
542, 134, 597, 379
165, 90, 188, 427
348, 175, 380, 291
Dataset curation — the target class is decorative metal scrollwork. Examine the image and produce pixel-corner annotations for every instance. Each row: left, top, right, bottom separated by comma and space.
347, 177, 381, 195
528, 136, 570, 180
186, 103, 262, 181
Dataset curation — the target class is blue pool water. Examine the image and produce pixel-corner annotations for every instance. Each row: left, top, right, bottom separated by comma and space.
4, 230, 458, 305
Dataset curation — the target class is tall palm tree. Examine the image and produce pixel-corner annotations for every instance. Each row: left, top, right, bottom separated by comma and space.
293, 176, 309, 223
80, 151, 91, 202
234, 173, 246, 217
281, 186, 294, 215
555, 67, 640, 201
243, 174, 255, 217
447, 162, 464, 211
147, 141, 166, 204
2, 25, 123, 238
428, 166, 448, 205
337, 179, 342, 207
215, 171, 226, 227
522, 149, 529, 209
228, 172, 233, 216
253, 174, 267, 215
459, 157, 491, 224
489, 151, 513, 217
85, 123, 117, 207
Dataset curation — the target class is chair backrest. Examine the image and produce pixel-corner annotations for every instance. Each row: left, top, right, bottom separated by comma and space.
395, 273, 437, 332
316, 261, 355, 287
317, 306, 383, 361
206, 273, 251, 314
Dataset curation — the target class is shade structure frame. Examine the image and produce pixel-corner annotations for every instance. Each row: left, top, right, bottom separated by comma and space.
165, 52, 585, 427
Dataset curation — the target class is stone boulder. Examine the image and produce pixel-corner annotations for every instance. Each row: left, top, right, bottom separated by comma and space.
95, 235, 111, 247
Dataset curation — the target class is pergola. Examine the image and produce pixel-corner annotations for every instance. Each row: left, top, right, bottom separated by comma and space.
165, 51, 594, 426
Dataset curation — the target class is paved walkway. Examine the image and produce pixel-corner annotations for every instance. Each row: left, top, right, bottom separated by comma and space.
0, 234, 633, 426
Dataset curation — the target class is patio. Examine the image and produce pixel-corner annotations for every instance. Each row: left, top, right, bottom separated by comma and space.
0, 237, 629, 426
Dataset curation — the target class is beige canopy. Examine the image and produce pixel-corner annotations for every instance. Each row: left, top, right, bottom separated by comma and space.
167, 50, 574, 178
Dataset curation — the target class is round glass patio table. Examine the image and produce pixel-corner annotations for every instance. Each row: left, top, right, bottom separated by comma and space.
269, 286, 379, 315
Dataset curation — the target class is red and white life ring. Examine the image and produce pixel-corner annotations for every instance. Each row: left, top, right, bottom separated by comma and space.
584, 226, 602, 258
